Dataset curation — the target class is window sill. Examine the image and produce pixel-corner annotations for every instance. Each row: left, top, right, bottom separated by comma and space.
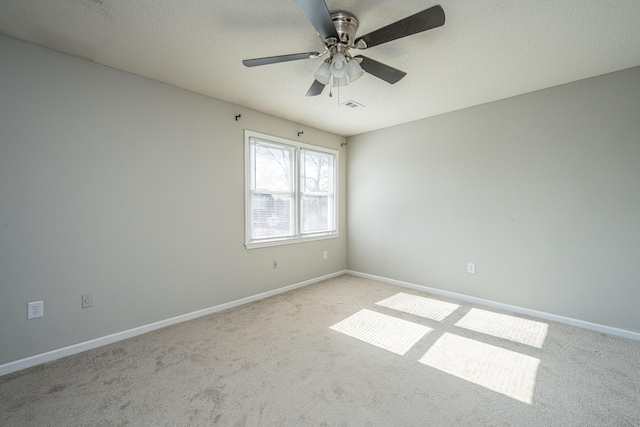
245, 233, 339, 250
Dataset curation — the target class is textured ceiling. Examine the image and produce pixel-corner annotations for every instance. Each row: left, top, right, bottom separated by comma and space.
1, 0, 640, 136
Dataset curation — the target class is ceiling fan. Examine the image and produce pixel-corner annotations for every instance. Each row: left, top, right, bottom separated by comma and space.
242, 0, 445, 97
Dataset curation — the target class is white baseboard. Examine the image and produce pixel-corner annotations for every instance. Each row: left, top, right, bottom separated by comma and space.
347, 270, 640, 341
0, 270, 347, 377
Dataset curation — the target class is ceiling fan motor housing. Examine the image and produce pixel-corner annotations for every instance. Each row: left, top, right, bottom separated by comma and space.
330, 11, 359, 53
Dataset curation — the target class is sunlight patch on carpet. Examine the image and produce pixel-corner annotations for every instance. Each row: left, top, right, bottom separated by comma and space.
419, 333, 540, 404
455, 308, 548, 348
375, 292, 460, 322
330, 309, 433, 356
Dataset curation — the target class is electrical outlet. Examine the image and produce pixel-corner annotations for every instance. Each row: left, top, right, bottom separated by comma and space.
272, 260, 277, 269
82, 293, 93, 308
323, 251, 328, 260
28, 301, 43, 319
467, 263, 476, 274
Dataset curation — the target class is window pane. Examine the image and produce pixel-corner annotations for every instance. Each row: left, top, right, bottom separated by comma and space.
301, 195, 332, 233
251, 193, 294, 239
302, 150, 333, 193
252, 143, 293, 192
245, 130, 338, 247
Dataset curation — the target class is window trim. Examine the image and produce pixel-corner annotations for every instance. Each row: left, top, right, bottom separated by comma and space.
244, 130, 339, 249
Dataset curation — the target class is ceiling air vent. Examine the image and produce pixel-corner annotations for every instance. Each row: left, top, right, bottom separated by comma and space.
341, 100, 366, 110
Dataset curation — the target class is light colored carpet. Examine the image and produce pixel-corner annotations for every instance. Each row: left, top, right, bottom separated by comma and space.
1, 274, 639, 426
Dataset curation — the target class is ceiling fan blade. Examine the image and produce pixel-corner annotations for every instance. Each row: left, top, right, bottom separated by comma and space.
306, 79, 326, 97
294, 0, 339, 40
355, 56, 406, 84
243, 52, 320, 67
355, 5, 445, 49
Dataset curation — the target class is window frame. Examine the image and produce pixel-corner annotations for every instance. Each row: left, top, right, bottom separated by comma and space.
244, 130, 339, 249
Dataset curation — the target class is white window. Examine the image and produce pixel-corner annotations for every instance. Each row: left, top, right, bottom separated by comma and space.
245, 130, 338, 248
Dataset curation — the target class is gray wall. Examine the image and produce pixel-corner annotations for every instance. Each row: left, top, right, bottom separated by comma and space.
0, 36, 347, 365
347, 66, 640, 333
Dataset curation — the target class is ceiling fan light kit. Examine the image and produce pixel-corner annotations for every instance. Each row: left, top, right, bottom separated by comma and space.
243, 0, 445, 97
314, 60, 332, 85
346, 59, 365, 82
333, 75, 348, 87
329, 52, 348, 78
